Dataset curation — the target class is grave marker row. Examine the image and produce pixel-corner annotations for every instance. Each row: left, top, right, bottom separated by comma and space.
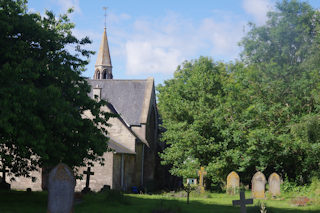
227, 171, 281, 198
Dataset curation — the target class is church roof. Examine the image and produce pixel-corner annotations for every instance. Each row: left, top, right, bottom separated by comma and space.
87, 78, 154, 127
108, 139, 136, 154
95, 28, 112, 67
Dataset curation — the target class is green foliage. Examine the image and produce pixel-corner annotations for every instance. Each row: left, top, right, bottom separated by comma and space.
157, 56, 227, 179
158, 0, 320, 186
0, 0, 112, 178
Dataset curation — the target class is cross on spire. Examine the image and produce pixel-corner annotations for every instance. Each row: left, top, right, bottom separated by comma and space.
103, 7, 108, 29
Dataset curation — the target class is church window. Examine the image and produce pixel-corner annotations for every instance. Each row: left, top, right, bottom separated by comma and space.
96, 71, 100, 79
107, 71, 113, 79
102, 70, 107, 79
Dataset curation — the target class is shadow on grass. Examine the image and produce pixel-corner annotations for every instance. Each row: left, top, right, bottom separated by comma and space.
0, 190, 319, 213
75, 192, 320, 213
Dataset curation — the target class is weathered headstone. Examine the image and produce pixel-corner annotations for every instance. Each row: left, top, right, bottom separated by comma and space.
47, 163, 75, 213
82, 167, 94, 193
232, 191, 253, 213
268, 172, 281, 197
252, 171, 266, 199
100, 184, 111, 193
0, 166, 10, 190
227, 171, 240, 195
198, 167, 207, 193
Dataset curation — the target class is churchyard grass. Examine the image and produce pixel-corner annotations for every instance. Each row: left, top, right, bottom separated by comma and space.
0, 190, 320, 213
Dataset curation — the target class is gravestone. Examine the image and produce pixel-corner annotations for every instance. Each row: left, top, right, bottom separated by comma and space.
47, 163, 75, 213
252, 171, 266, 199
0, 166, 10, 190
268, 172, 281, 197
186, 178, 197, 185
198, 167, 207, 193
82, 167, 94, 193
232, 191, 253, 213
227, 171, 240, 195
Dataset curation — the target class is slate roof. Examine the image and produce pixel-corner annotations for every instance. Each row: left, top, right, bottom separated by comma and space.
87, 79, 147, 126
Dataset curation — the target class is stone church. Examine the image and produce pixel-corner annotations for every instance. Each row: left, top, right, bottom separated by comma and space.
10, 27, 158, 192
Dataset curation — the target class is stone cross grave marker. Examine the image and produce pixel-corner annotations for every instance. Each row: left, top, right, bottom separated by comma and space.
227, 171, 240, 195
184, 183, 192, 204
232, 191, 253, 213
198, 167, 207, 193
82, 167, 94, 193
47, 163, 75, 213
1, 166, 9, 182
0, 166, 10, 190
268, 172, 281, 197
252, 171, 266, 199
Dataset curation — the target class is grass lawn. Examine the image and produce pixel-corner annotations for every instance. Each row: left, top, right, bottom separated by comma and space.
0, 190, 319, 213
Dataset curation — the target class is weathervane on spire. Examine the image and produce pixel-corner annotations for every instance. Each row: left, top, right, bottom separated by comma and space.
103, 6, 108, 29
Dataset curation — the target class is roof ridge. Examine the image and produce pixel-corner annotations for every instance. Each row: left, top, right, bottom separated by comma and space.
90, 79, 148, 81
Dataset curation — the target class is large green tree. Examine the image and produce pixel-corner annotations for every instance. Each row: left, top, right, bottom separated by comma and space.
0, 0, 112, 179
237, 0, 320, 183
158, 57, 227, 179
158, 0, 320, 186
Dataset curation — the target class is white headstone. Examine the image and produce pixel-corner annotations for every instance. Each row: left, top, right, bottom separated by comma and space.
252, 171, 266, 199
47, 163, 75, 213
268, 172, 281, 196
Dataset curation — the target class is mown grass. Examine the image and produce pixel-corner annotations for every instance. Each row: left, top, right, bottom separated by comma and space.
0, 190, 319, 213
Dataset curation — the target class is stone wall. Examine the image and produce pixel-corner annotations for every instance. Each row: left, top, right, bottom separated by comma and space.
144, 105, 157, 184
75, 151, 113, 192
10, 169, 42, 191
112, 154, 121, 190
134, 143, 143, 186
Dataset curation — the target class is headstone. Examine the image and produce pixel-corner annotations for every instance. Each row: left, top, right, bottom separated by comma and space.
227, 171, 240, 195
82, 167, 94, 193
47, 163, 75, 213
198, 167, 207, 193
186, 178, 197, 185
100, 185, 111, 193
268, 172, 281, 197
232, 191, 253, 213
0, 166, 10, 190
252, 171, 266, 199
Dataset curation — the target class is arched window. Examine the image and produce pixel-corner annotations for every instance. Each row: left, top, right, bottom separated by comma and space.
96, 71, 100, 79
102, 70, 107, 79
107, 71, 113, 79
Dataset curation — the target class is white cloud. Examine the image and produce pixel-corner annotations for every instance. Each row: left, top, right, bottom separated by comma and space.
120, 12, 245, 76
126, 41, 181, 75
242, 0, 274, 25
199, 18, 245, 59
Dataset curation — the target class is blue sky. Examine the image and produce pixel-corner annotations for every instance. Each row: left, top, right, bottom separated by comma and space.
27, 0, 320, 86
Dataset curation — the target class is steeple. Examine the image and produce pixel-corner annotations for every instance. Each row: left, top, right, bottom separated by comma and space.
94, 28, 113, 79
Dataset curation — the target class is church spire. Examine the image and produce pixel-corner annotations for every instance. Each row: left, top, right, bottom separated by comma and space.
94, 7, 113, 80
